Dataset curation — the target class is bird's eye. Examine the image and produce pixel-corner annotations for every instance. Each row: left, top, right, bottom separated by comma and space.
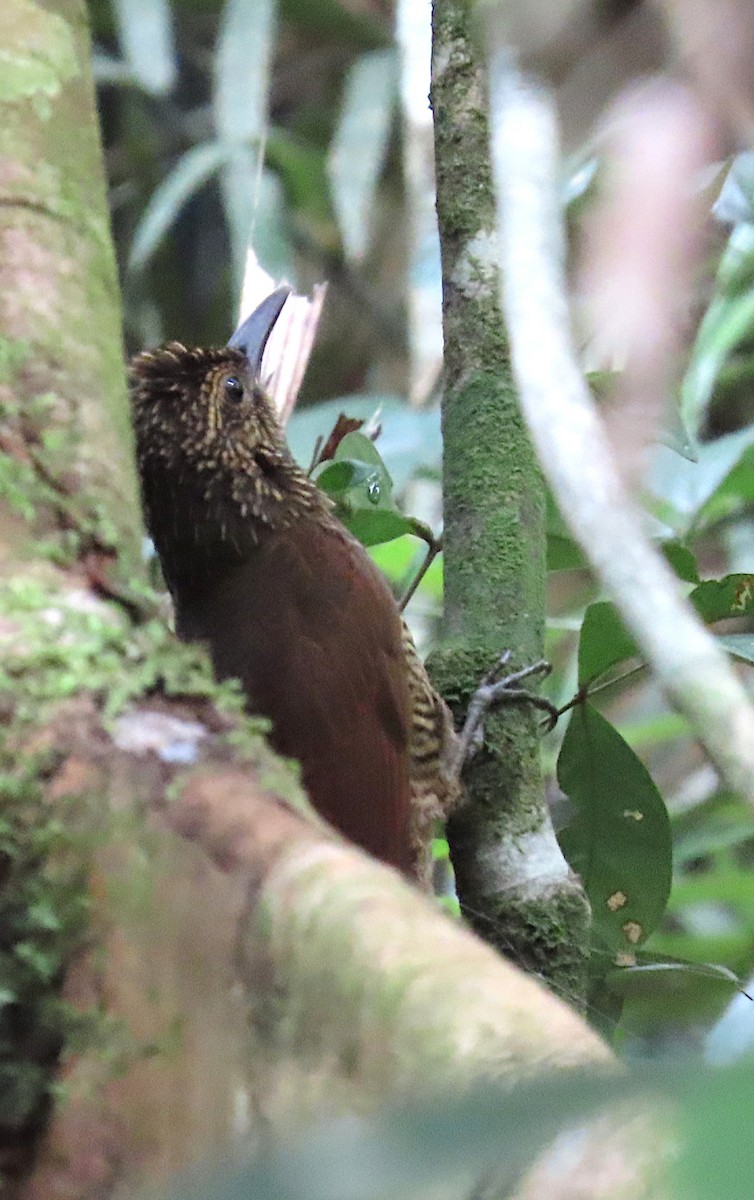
224, 375, 244, 402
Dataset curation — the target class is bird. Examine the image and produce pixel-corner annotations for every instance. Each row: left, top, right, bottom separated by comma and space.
130, 288, 459, 883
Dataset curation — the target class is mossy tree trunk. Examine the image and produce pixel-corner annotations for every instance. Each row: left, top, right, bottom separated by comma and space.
429, 0, 591, 1003
0, 5, 611, 1197
0, 0, 142, 571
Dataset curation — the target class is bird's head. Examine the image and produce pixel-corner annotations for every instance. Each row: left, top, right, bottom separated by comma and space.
130, 287, 323, 548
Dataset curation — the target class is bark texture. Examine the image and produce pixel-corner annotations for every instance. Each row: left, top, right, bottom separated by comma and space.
0, 0, 141, 570
429, 0, 591, 1001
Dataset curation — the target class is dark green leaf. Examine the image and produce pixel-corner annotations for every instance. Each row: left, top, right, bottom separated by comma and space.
312, 458, 375, 498
663, 541, 700, 584
266, 130, 331, 220
681, 220, 754, 439
313, 434, 413, 546
577, 602, 638, 686
557, 704, 672, 952
605, 957, 743, 1037
546, 489, 586, 570
659, 401, 699, 461
343, 508, 413, 547
605, 958, 740, 1000
691, 573, 754, 622
546, 534, 586, 571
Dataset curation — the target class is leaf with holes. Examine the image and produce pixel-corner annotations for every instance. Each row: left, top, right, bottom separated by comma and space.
691, 573, 754, 622
557, 703, 672, 954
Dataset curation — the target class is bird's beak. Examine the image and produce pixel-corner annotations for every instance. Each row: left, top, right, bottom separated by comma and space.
227, 285, 292, 376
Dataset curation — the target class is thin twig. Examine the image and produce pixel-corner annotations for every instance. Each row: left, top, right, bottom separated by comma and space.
399, 529, 443, 612
554, 662, 649, 722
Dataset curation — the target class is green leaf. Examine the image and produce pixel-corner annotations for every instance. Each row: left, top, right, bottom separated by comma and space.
605, 957, 743, 1037
334, 430, 386, 469
605, 958, 740, 1000
220, 144, 260, 294
647, 422, 754, 530
327, 49, 397, 261
313, 458, 375, 498
287, 397, 442, 491
680, 218, 754, 440
545, 491, 586, 570
256, 169, 295, 280
690, 573, 754, 622
663, 541, 700, 584
129, 142, 234, 273
715, 219, 754, 298
213, 0, 277, 144
546, 535, 585, 570
344, 508, 413, 547
659, 400, 699, 461
683, 288, 754, 438
557, 703, 672, 952
577, 602, 638, 686
221, 156, 293, 292
370, 537, 444, 599
313, 434, 413, 547
369, 534, 418, 580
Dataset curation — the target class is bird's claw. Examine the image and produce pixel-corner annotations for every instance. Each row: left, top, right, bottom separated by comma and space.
454, 652, 558, 773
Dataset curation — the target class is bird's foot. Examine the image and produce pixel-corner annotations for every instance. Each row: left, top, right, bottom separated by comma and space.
454, 652, 558, 772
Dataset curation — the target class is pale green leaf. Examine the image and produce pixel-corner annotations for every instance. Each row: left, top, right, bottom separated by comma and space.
327, 49, 397, 261
111, 0, 176, 95
214, 0, 277, 144
129, 143, 233, 272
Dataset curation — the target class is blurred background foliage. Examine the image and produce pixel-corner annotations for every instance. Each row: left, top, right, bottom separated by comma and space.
90, 0, 754, 1063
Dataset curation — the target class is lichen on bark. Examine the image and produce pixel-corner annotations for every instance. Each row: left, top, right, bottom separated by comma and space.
430, 0, 590, 1000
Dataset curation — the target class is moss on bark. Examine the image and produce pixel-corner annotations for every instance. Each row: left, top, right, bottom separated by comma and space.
430, 0, 589, 997
0, 0, 141, 577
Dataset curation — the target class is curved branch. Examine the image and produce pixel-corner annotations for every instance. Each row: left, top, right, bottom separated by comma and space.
485, 48, 754, 805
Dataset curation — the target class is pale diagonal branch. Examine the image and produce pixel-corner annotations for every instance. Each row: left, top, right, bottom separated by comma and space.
485, 45, 754, 805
